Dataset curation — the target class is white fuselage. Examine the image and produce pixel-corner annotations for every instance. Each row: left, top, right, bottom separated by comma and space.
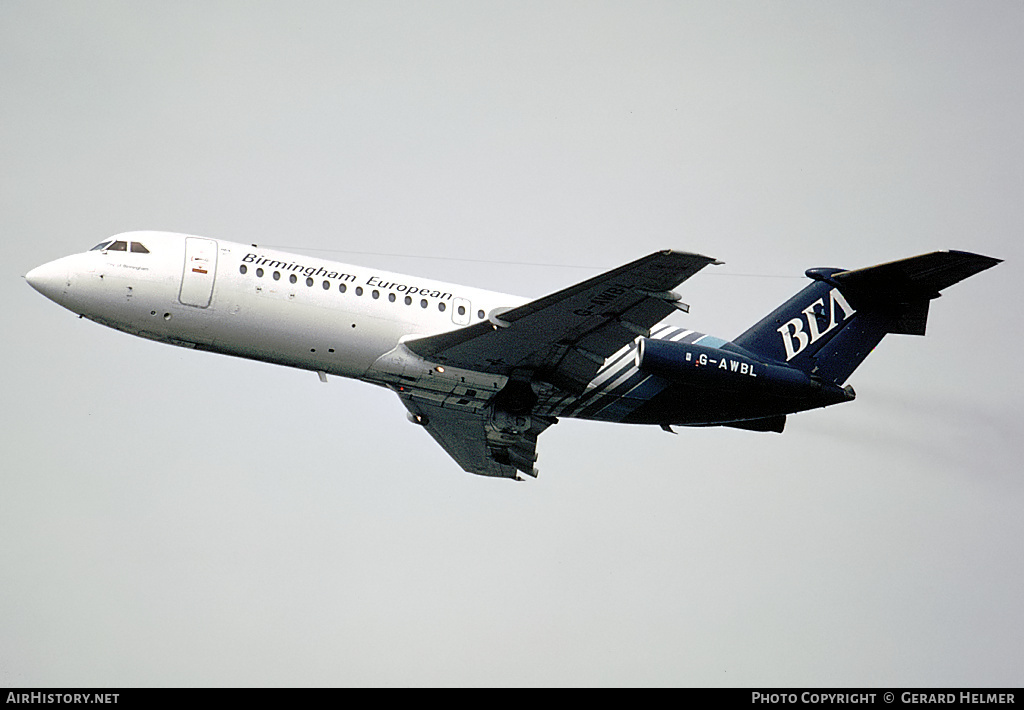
27, 231, 526, 381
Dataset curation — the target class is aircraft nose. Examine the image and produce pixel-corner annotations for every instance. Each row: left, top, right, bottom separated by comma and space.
25, 259, 69, 304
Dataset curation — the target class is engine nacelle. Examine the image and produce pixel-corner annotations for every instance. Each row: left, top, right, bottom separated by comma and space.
635, 337, 831, 400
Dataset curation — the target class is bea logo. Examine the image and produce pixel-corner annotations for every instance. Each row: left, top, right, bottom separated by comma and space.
777, 288, 856, 361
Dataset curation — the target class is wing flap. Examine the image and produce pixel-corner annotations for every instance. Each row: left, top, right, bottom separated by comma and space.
400, 394, 556, 479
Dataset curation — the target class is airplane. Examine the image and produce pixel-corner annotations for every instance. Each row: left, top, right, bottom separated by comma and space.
25, 232, 1000, 480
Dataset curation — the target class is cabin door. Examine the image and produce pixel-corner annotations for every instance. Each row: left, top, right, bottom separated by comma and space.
179, 237, 218, 308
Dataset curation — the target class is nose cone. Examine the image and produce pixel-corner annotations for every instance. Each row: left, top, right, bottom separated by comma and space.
25, 259, 69, 304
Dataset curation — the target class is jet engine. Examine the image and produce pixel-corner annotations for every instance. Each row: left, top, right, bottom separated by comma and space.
635, 337, 852, 405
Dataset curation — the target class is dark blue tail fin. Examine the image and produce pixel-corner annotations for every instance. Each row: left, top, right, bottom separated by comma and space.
733, 250, 1000, 385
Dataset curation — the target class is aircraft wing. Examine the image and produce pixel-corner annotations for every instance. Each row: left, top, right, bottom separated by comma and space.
399, 394, 557, 479
405, 250, 720, 394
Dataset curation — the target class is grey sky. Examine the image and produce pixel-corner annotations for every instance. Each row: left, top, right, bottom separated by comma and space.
2, 1, 1021, 686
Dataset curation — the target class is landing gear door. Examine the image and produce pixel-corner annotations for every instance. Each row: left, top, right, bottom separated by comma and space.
452, 297, 471, 326
179, 237, 218, 308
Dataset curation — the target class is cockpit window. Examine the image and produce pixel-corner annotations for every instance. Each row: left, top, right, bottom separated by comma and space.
106, 241, 128, 251
130, 242, 150, 253
90, 241, 112, 251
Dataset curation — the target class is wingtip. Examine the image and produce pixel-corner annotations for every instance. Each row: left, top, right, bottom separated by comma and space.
657, 249, 723, 265
944, 249, 1003, 266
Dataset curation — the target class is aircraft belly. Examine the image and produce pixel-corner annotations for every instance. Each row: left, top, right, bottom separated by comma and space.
536, 369, 668, 423
539, 361, 830, 426
582, 376, 670, 422
617, 382, 819, 426
204, 294, 401, 378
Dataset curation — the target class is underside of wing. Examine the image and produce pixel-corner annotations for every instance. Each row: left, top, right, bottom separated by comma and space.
400, 394, 557, 480
405, 250, 720, 394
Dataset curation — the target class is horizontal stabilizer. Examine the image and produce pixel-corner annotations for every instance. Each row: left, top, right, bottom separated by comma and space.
829, 250, 1001, 303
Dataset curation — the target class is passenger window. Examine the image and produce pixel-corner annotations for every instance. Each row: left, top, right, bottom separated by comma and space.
130, 242, 150, 253
107, 241, 128, 251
